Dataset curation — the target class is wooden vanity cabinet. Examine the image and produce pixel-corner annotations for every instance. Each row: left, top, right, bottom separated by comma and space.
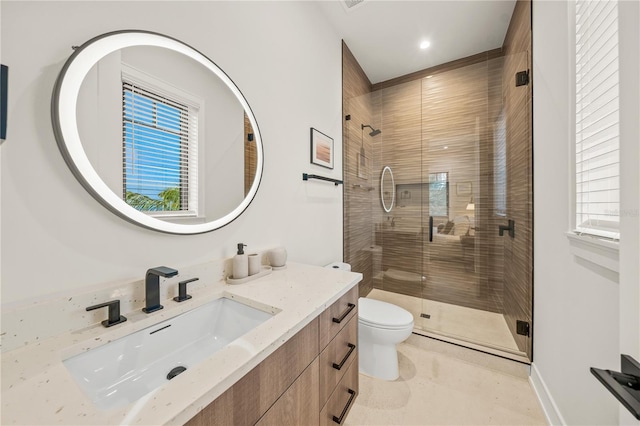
318, 286, 359, 425
186, 286, 359, 426
319, 286, 358, 348
255, 358, 320, 426
320, 359, 359, 426
185, 317, 319, 426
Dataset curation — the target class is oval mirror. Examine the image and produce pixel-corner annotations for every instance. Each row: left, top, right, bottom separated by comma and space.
52, 31, 263, 234
380, 166, 395, 213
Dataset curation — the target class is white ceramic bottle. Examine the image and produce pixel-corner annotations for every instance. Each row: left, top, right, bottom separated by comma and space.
233, 243, 248, 279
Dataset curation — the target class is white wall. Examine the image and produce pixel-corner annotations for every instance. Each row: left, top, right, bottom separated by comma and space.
617, 0, 640, 423
533, 1, 639, 424
1, 1, 344, 304
79, 50, 123, 195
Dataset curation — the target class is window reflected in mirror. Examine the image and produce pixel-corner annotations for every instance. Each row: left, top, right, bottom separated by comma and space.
122, 78, 198, 216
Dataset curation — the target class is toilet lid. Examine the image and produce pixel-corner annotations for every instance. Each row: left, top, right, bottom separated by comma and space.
358, 298, 414, 329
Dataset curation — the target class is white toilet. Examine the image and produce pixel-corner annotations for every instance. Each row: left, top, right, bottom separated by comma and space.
324, 262, 414, 381
358, 297, 414, 381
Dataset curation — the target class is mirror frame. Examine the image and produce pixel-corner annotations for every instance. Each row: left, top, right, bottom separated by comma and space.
381, 166, 395, 213
51, 30, 263, 234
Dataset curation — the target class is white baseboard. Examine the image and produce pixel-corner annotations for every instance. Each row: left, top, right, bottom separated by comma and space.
530, 363, 567, 426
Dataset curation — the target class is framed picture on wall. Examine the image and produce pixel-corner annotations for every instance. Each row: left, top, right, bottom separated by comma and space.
456, 181, 472, 195
310, 127, 334, 169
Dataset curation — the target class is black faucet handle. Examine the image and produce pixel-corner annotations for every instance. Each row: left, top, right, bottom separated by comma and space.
174, 278, 199, 302
86, 300, 127, 328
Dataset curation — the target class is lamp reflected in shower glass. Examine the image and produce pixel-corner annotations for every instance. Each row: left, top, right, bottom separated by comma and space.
466, 196, 475, 211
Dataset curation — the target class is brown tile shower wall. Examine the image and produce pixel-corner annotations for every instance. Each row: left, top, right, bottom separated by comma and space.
342, 42, 374, 297
375, 80, 424, 291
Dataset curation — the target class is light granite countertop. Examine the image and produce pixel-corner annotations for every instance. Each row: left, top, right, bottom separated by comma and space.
1, 262, 362, 425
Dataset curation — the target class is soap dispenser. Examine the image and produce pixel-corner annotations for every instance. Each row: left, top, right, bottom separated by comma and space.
233, 243, 248, 279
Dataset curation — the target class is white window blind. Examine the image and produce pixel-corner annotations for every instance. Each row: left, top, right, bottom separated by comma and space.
575, 0, 620, 240
122, 79, 199, 216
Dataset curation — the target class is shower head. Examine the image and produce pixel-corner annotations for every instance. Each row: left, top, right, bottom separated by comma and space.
361, 124, 382, 137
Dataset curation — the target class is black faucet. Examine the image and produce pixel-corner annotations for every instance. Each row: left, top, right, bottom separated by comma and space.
143, 266, 178, 313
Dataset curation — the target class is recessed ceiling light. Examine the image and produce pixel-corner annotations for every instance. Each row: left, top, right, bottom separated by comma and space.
426, 75, 433, 79
420, 41, 431, 50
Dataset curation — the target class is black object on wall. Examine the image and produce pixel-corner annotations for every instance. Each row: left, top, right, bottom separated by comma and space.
499, 219, 516, 238
515, 69, 530, 87
516, 320, 530, 336
1, 65, 7, 140
591, 355, 640, 420
302, 173, 343, 186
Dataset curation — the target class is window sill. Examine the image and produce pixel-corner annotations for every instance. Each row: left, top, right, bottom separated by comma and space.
565, 232, 619, 273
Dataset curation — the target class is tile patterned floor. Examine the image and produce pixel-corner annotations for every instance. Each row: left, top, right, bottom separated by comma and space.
345, 335, 546, 426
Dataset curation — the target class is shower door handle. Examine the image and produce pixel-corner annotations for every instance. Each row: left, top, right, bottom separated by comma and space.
429, 216, 433, 242
499, 219, 515, 238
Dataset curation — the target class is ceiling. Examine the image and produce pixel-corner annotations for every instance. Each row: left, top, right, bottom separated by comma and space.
316, 0, 517, 84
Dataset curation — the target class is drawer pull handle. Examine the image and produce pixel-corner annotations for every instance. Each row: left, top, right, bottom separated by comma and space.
332, 388, 356, 424
332, 343, 356, 370
332, 303, 356, 324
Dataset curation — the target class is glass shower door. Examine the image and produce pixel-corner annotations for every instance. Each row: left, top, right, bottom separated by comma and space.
417, 57, 525, 356
370, 79, 425, 318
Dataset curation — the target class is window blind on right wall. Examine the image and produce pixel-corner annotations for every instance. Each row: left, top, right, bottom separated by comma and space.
575, 0, 620, 240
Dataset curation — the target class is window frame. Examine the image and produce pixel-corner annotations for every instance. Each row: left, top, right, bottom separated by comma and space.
570, 0, 621, 241
121, 64, 202, 219
567, 0, 620, 271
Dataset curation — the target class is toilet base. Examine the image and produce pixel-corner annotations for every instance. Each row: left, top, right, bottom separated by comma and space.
358, 336, 401, 381
357, 298, 414, 381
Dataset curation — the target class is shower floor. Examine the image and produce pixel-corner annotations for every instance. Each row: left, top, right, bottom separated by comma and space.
367, 289, 520, 353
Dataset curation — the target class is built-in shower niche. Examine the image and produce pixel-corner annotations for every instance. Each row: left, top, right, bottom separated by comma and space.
386, 179, 453, 231
396, 183, 421, 208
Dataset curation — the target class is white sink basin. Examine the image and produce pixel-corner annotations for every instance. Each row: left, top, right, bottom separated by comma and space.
64, 297, 274, 410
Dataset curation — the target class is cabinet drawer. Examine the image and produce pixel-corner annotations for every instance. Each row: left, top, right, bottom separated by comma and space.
186, 318, 318, 426
319, 357, 359, 426
319, 286, 358, 349
319, 315, 357, 407
256, 358, 319, 426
